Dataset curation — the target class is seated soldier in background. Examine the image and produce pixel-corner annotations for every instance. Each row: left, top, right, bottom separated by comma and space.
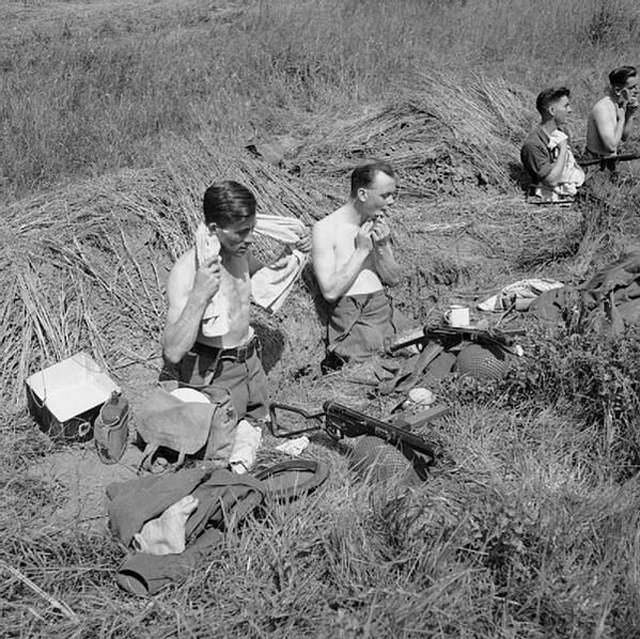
312, 160, 406, 371
520, 87, 584, 201
586, 65, 639, 161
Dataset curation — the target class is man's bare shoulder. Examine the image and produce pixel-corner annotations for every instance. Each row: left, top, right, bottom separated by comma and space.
314, 205, 352, 234
591, 96, 614, 116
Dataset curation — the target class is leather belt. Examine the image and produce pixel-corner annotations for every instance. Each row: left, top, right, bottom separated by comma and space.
191, 336, 258, 364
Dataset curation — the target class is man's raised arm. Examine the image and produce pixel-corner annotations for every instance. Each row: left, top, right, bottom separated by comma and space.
312, 221, 372, 303
162, 253, 220, 364
622, 105, 637, 142
592, 101, 627, 154
538, 138, 569, 187
371, 217, 403, 286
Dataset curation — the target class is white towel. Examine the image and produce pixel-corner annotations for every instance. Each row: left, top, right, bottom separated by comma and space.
195, 223, 230, 337
253, 214, 307, 245
251, 214, 309, 313
195, 215, 309, 335
228, 419, 263, 473
478, 278, 564, 312
534, 131, 585, 202
251, 249, 307, 313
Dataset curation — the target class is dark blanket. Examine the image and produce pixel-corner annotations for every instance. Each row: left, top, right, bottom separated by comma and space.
529, 250, 640, 334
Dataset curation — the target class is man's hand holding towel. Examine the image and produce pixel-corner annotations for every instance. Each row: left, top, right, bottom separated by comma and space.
195, 224, 230, 337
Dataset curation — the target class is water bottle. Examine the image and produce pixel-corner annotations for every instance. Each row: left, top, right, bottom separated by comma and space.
95, 391, 130, 464
100, 391, 129, 426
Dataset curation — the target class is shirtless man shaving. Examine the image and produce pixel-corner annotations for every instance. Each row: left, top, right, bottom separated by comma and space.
312, 160, 404, 370
163, 180, 309, 434
586, 66, 639, 160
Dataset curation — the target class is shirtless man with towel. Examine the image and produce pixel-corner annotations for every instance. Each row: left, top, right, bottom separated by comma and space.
163, 180, 310, 468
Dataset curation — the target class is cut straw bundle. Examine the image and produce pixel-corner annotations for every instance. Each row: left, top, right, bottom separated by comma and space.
296, 71, 529, 198
0, 143, 329, 403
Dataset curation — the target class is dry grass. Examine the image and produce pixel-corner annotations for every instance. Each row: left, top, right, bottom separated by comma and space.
3, 0, 640, 637
0, 134, 333, 403
296, 72, 530, 198
4, 399, 640, 636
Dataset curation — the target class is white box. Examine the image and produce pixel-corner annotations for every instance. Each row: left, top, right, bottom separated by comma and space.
26, 352, 120, 440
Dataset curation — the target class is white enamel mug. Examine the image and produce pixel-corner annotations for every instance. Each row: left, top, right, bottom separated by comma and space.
444, 304, 470, 327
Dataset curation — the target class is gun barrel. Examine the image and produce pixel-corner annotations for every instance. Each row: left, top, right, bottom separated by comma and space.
424, 325, 522, 342
577, 153, 640, 167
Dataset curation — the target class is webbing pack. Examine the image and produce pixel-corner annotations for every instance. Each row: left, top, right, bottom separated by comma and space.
136, 381, 237, 472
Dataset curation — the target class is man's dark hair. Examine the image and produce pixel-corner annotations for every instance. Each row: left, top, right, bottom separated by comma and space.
350, 159, 395, 198
203, 180, 256, 227
609, 66, 637, 89
535, 87, 570, 118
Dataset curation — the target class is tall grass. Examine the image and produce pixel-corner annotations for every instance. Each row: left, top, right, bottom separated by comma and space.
2, 0, 640, 196
4, 399, 640, 636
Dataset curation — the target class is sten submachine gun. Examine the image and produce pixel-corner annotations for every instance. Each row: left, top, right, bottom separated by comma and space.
269, 400, 448, 480
577, 152, 640, 169
387, 323, 524, 355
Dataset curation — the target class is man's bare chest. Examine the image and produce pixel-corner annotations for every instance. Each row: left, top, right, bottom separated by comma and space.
333, 226, 374, 267
220, 259, 250, 300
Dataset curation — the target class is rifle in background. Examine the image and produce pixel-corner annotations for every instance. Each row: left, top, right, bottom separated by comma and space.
386, 324, 524, 356
577, 152, 640, 168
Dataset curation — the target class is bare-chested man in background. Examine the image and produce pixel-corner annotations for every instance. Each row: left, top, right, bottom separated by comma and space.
587, 66, 639, 159
312, 160, 404, 371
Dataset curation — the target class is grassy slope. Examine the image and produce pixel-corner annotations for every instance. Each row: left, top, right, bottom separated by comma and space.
3, 0, 640, 637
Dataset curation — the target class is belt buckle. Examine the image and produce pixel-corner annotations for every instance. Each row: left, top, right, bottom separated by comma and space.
236, 344, 248, 363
